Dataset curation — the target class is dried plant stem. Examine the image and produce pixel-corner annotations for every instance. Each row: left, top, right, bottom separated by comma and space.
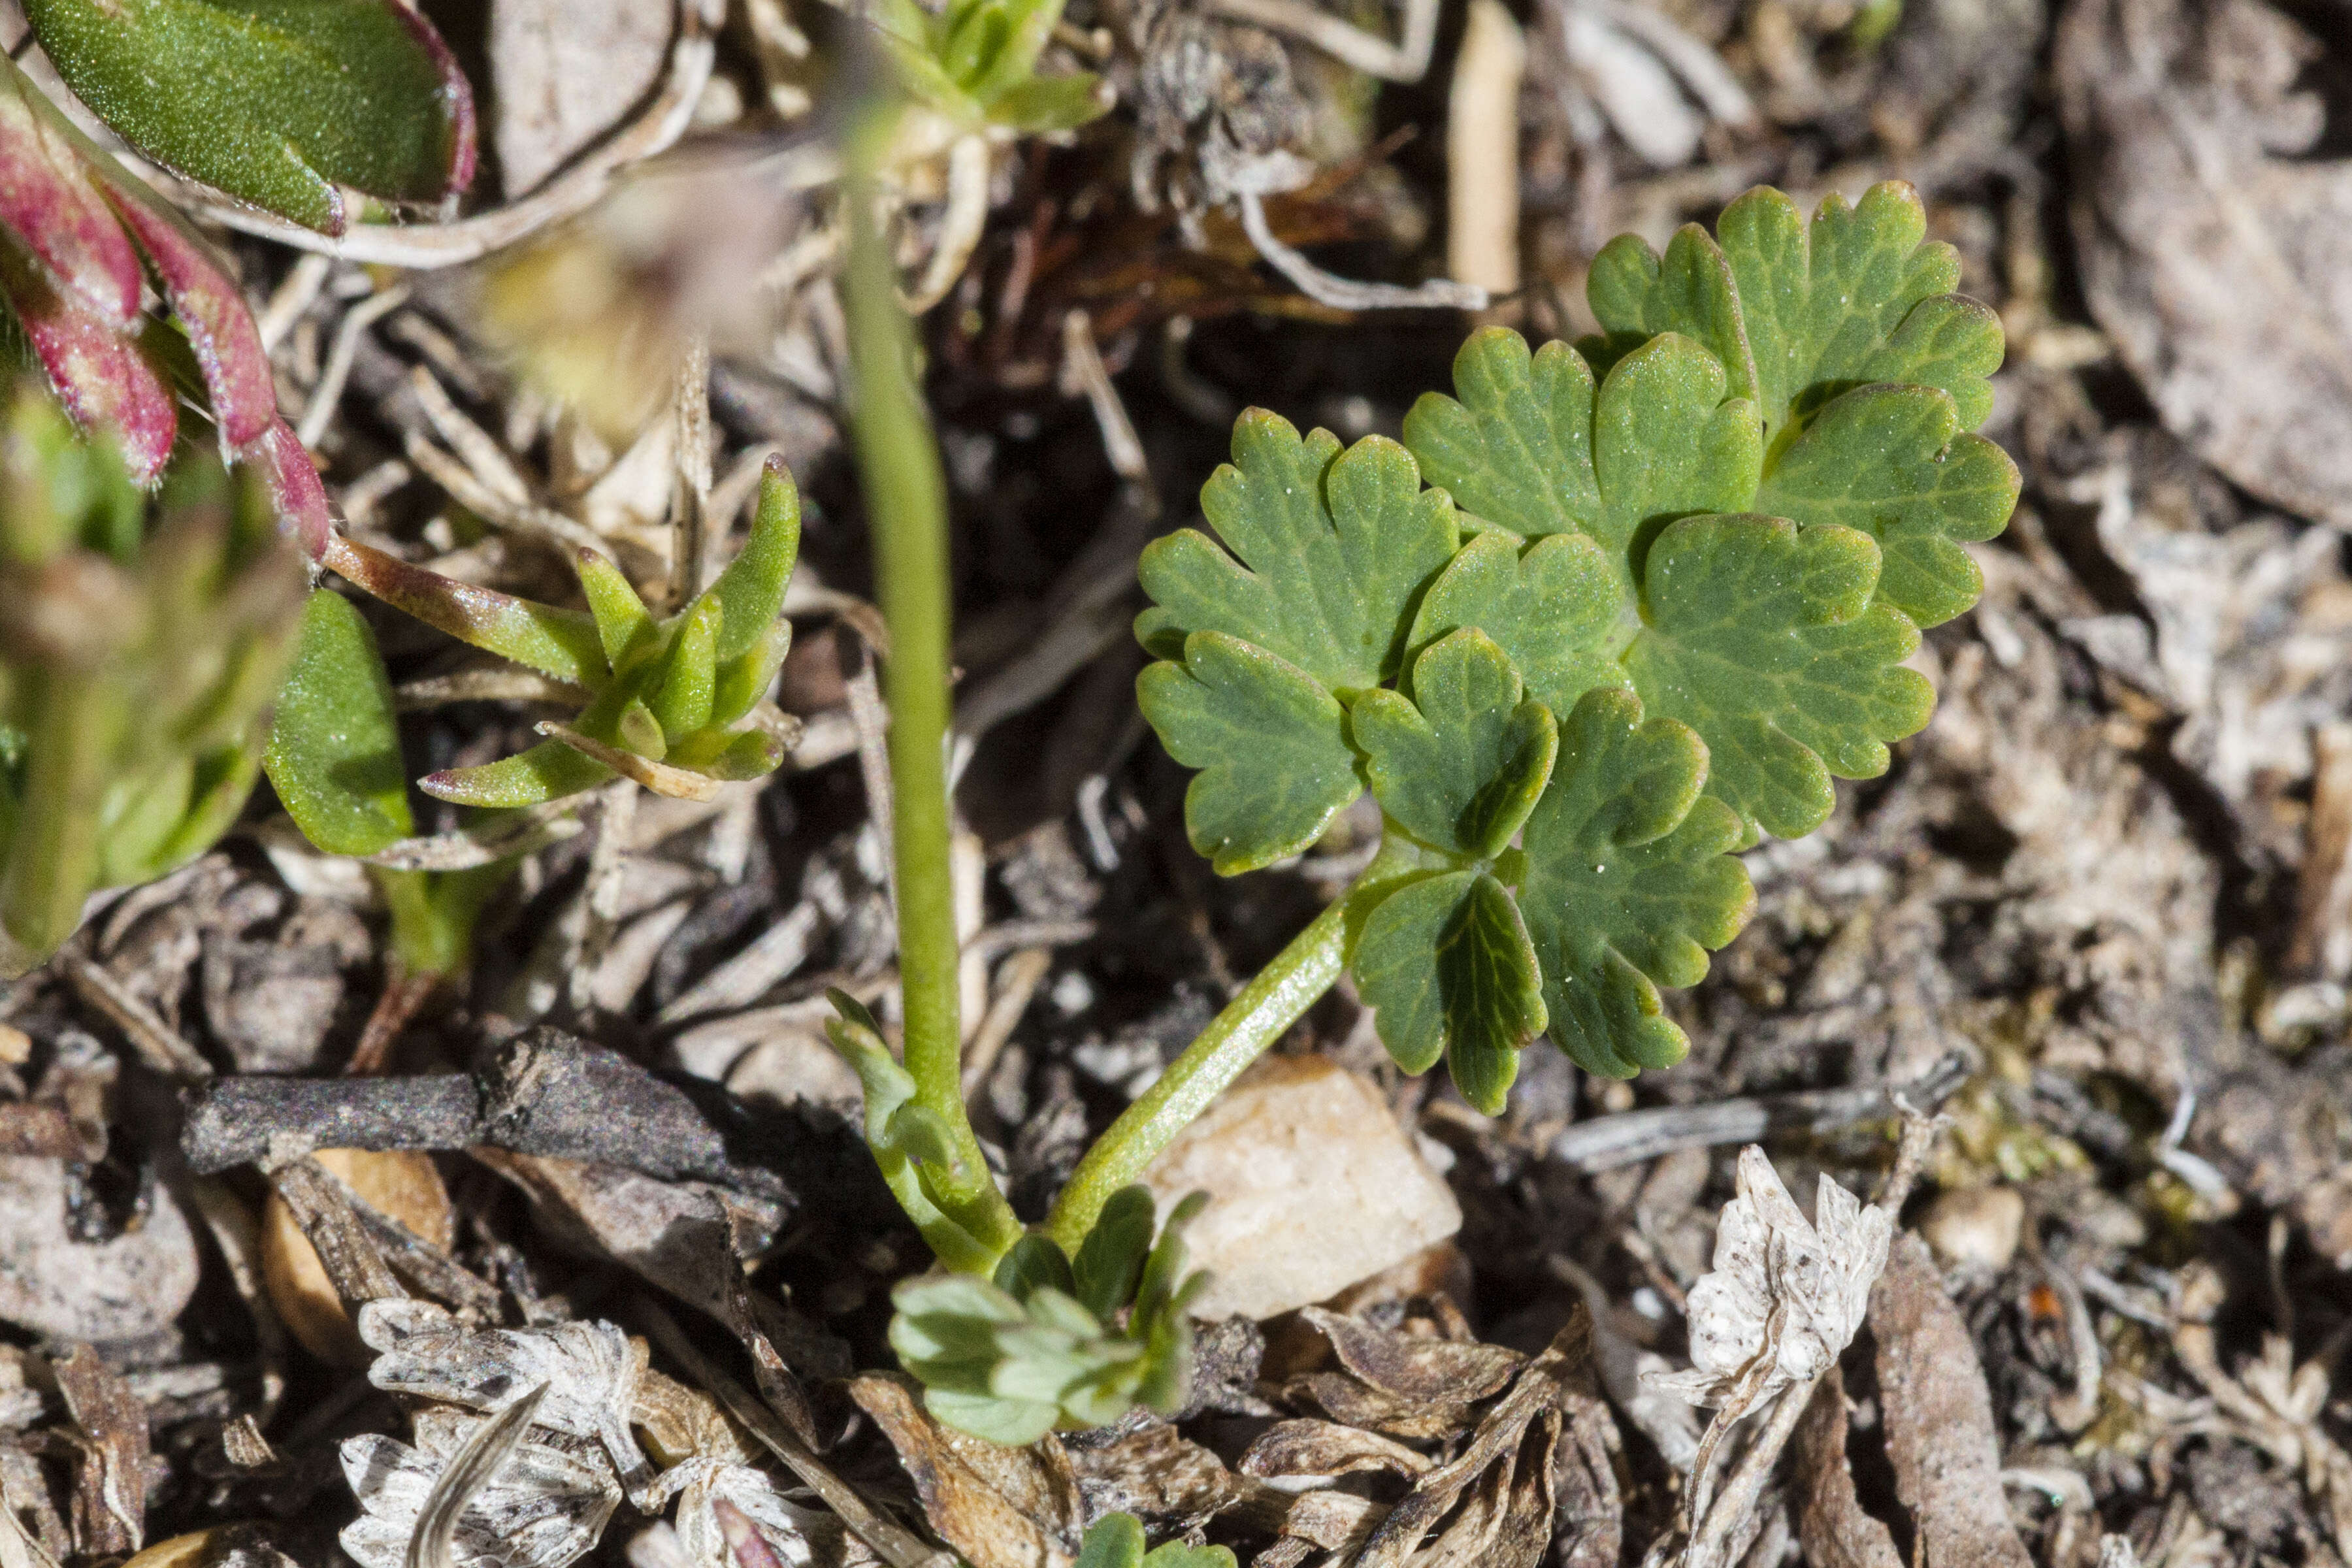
1684, 1374, 1813, 1568
1045, 893, 1349, 1253
406, 1384, 548, 1568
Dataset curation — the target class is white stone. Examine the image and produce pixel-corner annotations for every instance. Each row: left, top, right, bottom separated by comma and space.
1143, 1055, 1462, 1320
1919, 1185, 2027, 1271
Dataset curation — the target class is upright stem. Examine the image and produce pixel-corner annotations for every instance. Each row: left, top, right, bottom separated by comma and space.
1045, 896, 1349, 1254
841, 107, 994, 1181
0, 668, 116, 975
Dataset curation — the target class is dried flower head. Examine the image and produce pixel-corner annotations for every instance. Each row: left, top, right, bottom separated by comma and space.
1646, 1147, 1891, 1408
340, 1405, 621, 1568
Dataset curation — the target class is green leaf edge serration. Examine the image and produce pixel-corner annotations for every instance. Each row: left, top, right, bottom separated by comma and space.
1135, 181, 2017, 1106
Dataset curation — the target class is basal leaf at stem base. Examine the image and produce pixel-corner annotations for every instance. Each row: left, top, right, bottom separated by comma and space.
1352, 627, 1556, 860
1516, 687, 1754, 1078
1137, 631, 1362, 875
1625, 515, 1932, 843
25, 0, 476, 235
1349, 868, 1545, 1114
1137, 415, 1456, 694
1754, 384, 2020, 628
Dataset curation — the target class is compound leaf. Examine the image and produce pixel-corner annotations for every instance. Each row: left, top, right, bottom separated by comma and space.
1138, 415, 1456, 693
1353, 629, 1556, 859
1593, 335, 1763, 582
1516, 687, 1753, 1079
25, 0, 476, 236
1584, 223, 1756, 408
1401, 327, 1601, 539
1714, 182, 2001, 444
1407, 531, 1629, 719
1755, 384, 2020, 627
1137, 631, 1360, 874
1624, 515, 1931, 842
1350, 868, 1544, 1114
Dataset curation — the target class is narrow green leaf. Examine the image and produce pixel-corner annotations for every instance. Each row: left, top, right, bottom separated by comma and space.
1136, 632, 1361, 875
263, 588, 411, 856
1516, 687, 1754, 1079
575, 550, 657, 671
1755, 384, 2020, 627
1407, 529, 1629, 718
711, 619, 792, 727
1624, 515, 1933, 841
1350, 868, 1545, 1113
707, 459, 802, 663
1137, 415, 1456, 693
325, 534, 607, 686
651, 596, 721, 742
416, 737, 613, 808
987, 72, 1108, 133
1353, 629, 1556, 860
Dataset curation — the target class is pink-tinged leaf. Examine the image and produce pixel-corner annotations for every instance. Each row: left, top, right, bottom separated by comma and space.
237, 417, 331, 563
0, 59, 141, 328
100, 183, 276, 448
0, 238, 174, 483
321, 532, 610, 685
388, 0, 478, 197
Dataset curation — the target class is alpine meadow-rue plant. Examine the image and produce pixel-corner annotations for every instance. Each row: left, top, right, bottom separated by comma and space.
830, 174, 2018, 1445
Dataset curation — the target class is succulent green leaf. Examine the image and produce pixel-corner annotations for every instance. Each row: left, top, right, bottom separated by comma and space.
417, 737, 613, 809
326, 535, 607, 686
1137, 416, 1456, 693
1405, 531, 1627, 719
1754, 384, 2020, 627
263, 588, 411, 856
987, 72, 1107, 132
24, 0, 475, 236
1401, 328, 1601, 540
712, 619, 792, 728
1625, 515, 1932, 842
1137, 632, 1361, 875
1714, 182, 1999, 444
707, 460, 802, 663
1353, 629, 1556, 860
1516, 687, 1754, 1079
576, 551, 657, 672
1350, 868, 1545, 1113
651, 596, 721, 743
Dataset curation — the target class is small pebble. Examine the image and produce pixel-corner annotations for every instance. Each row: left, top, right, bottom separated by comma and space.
1919, 1184, 2026, 1271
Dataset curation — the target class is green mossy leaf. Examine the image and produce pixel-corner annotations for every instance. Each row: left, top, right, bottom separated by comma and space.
1406, 531, 1629, 719
24, 0, 474, 236
1624, 515, 1933, 842
1137, 631, 1361, 875
1137, 415, 1456, 694
1353, 629, 1556, 859
263, 588, 411, 856
1516, 687, 1753, 1079
1350, 868, 1545, 1113
1755, 384, 2020, 627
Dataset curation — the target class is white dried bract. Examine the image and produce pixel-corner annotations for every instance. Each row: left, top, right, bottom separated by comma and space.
359, 1300, 656, 1502
1645, 1146, 1892, 1408
340, 1405, 623, 1568
644, 1457, 823, 1568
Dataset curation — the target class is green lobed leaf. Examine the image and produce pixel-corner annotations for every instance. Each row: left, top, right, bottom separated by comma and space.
1352, 629, 1556, 860
1076, 1516, 1147, 1568
1137, 416, 1456, 694
1754, 384, 2020, 627
1624, 515, 1933, 842
1071, 1184, 1156, 1321
1584, 224, 1756, 412
25, 0, 474, 236
1406, 531, 1628, 719
1137, 631, 1361, 875
263, 588, 411, 856
1401, 328, 1601, 540
1514, 687, 1754, 1079
1349, 868, 1546, 1113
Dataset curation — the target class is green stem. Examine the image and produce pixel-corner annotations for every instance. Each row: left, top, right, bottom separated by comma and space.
1045, 895, 1350, 1254
841, 101, 1007, 1242
0, 668, 117, 975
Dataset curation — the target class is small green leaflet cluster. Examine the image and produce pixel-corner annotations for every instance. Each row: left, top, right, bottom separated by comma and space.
1074, 1514, 1235, 1568
874, 0, 1107, 137
888, 1186, 1208, 1445
1136, 182, 2018, 1106
306, 459, 804, 810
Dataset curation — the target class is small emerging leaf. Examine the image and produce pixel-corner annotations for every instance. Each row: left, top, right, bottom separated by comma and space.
1137, 632, 1361, 875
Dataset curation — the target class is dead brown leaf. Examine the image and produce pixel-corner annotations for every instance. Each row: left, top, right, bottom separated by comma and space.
54, 1345, 148, 1556
1869, 1235, 2033, 1568
1239, 1420, 1429, 1481
1792, 1366, 1903, 1568
846, 1375, 1083, 1568
1283, 1305, 1524, 1441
